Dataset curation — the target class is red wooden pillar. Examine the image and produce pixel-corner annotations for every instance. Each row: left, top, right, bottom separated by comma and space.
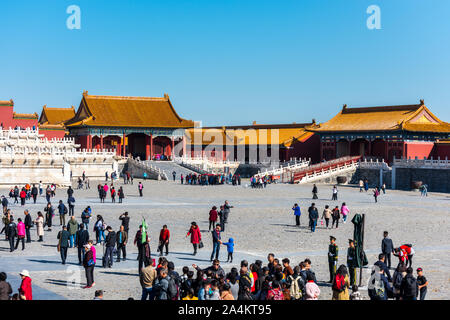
100, 135, 104, 151
150, 134, 153, 160
87, 134, 92, 150
171, 136, 175, 158
384, 139, 389, 162
319, 139, 323, 161
122, 134, 126, 157
145, 135, 150, 160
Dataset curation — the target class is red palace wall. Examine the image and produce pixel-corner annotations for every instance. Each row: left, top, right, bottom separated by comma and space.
39, 129, 66, 139
404, 141, 434, 159
0, 105, 38, 129
286, 133, 321, 163
431, 143, 450, 159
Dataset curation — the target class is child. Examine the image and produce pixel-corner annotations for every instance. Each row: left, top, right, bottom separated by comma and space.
416, 267, 428, 300
350, 285, 361, 300
222, 238, 234, 263
182, 288, 198, 300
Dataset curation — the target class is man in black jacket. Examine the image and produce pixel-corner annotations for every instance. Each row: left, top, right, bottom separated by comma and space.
1, 196, 8, 214
116, 225, 128, 262
76, 224, 90, 265
6, 217, 17, 252
24, 210, 33, 243
57, 226, 70, 264
374, 253, 392, 282
381, 231, 394, 269
31, 185, 38, 204
104, 226, 116, 268
400, 267, 418, 300
308, 203, 319, 232
119, 212, 130, 234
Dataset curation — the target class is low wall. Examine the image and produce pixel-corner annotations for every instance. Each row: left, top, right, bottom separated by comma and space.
394, 167, 450, 193
350, 168, 392, 188
0, 164, 70, 187
69, 161, 118, 179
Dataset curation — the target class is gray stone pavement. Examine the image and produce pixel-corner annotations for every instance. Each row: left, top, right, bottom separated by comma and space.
0, 179, 449, 299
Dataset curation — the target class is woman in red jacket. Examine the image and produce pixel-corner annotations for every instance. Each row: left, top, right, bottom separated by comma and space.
18, 270, 32, 300
158, 225, 170, 256
186, 222, 202, 256
19, 189, 27, 207
208, 206, 218, 231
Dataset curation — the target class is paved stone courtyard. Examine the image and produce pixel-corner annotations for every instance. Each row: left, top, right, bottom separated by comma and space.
1, 179, 449, 300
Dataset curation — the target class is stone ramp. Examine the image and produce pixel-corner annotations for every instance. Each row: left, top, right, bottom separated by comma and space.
144, 161, 197, 180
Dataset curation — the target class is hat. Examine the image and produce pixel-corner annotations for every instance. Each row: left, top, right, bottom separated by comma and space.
19, 270, 30, 277
348, 239, 354, 243
416, 267, 423, 272
330, 236, 336, 241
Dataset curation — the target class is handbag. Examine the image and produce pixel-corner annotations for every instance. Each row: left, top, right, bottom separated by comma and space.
87, 258, 95, 266
199, 241, 204, 249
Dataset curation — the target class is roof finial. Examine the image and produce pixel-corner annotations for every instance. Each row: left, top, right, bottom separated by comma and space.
164, 93, 169, 100
312, 118, 316, 124
342, 104, 347, 111
420, 99, 425, 105
9, 99, 14, 106
83, 90, 88, 96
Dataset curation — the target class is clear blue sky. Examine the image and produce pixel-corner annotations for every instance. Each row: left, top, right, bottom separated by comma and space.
1, 0, 449, 126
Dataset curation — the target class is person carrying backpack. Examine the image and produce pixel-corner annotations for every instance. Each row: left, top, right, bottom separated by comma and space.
400, 267, 418, 300
392, 264, 406, 300
368, 266, 393, 300
288, 266, 304, 300
332, 264, 350, 300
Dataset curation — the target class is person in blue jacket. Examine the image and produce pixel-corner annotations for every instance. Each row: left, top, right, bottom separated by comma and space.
222, 238, 235, 263
292, 203, 301, 227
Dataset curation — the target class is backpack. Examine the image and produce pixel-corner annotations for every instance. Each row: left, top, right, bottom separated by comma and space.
269, 288, 284, 300
332, 274, 346, 292
167, 277, 179, 300
372, 277, 385, 300
288, 275, 302, 299
403, 276, 417, 297
393, 272, 403, 289
63, 205, 68, 215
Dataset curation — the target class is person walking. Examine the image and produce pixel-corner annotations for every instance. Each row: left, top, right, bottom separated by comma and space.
308, 203, 318, 232
1, 195, 8, 214
222, 201, 233, 231
138, 182, 144, 197
332, 185, 338, 201
31, 184, 38, 204
210, 225, 222, 261
116, 225, 128, 262
94, 215, 105, 245
67, 195, 75, 216
292, 203, 301, 227
76, 223, 90, 265
19, 188, 26, 207
331, 206, 340, 229
67, 216, 79, 248
312, 184, 318, 199
373, 188, 379, 203
322, 205, 332, 229
24, 210, 33, 243
18, 270, 33, 300
186, 222, 202, 255
81, 208, 91, 231
110, 187, 116, 203
134, 225, 151, 274
328, 236, 338, 283
118, 187, 125, 203
208, 206, 218, 231
6, 217, 17, 252
331, 265, 350, 300
57, 225, 70, 264
58, 200, 68, 226
14, 218, 26, 251
381, 231, 394, 269
340, 202, 349, 224
34, 212, 44, 242
347, 239, 357, 286
158, 225, 170, 256
172, 171, 176, 182
359, 179, 364, 192
104, 226, 116, 268
83, 244, 95, 289
44, 202, 54, 231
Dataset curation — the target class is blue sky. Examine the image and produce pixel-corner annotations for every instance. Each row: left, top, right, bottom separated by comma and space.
1, 0, 449, 126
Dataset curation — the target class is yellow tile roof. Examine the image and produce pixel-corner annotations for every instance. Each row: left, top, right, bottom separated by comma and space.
311, 101, 450, 133
39, 106, 76, 125
186, 123, 317, 146
13, 112, 38, 119
65, 92, 194, 128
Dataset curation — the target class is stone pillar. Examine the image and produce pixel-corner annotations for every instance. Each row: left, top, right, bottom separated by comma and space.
391, 165, 396, 189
